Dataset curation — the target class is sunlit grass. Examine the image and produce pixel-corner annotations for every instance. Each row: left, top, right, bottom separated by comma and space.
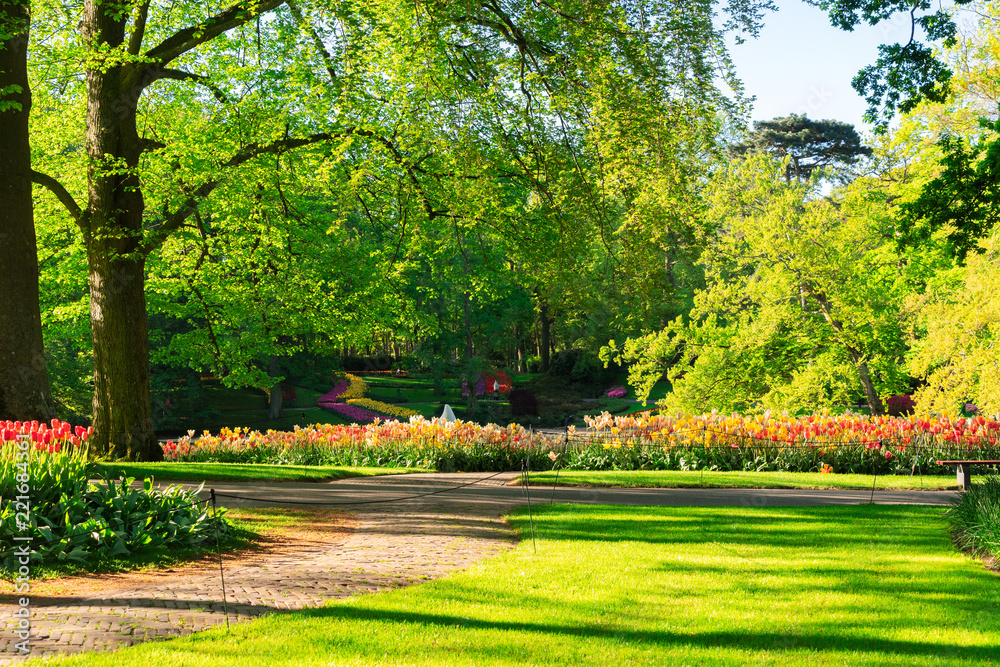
527, 469, 966, 490
92, 462, 424, 483
48, 505, 999, 666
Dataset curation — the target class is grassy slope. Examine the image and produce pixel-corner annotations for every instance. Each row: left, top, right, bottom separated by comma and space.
527, 470, 966, 490
50, 504, 999, 666
92, 463, 423, 483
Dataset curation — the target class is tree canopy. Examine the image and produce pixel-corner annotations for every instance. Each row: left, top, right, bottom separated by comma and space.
13, 0, 776, 457
729, 114, 872, 182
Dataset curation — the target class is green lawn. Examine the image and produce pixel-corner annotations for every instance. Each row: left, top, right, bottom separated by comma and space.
50, 504, 999, 666
526, 470, 968, 490
92, 462, 423, 483
290, 386, 325, 407
362, 375, 464, 402
202, 384, 266, 411
404, 402, 452, 419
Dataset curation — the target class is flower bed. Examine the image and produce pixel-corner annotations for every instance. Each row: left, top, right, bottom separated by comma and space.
317, 374, 428, 422
154, 410, 999, 475
347, 398, 422, 419
317, 374, 383, 422
162, 418, 561, 470
565, 411, 1000, 475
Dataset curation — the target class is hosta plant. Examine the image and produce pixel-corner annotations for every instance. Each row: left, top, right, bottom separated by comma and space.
1, 420, 227, 570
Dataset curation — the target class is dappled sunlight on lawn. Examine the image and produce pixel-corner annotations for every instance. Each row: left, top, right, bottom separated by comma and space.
55, 504, 1000, 666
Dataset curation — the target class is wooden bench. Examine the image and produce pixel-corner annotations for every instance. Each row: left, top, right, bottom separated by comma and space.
935, 460, 1000, 490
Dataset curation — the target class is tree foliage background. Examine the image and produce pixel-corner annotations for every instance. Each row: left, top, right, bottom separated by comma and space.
6, 0, 1000, 448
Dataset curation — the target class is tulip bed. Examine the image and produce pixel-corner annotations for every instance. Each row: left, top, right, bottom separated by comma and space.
565, 410, 1000, 475
1, 419, 226, 571
315, 374, 421, 422
155, 411, 1000, 476
162, 419, 555, 471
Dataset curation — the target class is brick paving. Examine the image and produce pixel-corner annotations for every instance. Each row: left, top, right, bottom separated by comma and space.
0, 473, 523, 664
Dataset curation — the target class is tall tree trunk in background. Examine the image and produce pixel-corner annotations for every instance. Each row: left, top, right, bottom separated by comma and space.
514, 324, 526, 373
463, 291, 473, 359
82, 0, 160, 460
267, 355, 284, 420
855, 357, 884, 415
538, 298, 551, 372
0, 1, 57, 420
534, 319, 540, 359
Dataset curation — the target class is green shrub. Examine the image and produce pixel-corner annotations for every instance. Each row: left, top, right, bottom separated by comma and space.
526, 356, 541, 373
548, 349, 616, 385
944, 476, 1000, 562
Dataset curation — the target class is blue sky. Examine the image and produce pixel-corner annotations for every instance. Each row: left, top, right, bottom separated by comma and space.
727, 2, 918, 133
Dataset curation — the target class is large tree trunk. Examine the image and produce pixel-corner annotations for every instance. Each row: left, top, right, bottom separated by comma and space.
82, 0, 160, 460
0, 1, 56, 420
88, 250, 159, 458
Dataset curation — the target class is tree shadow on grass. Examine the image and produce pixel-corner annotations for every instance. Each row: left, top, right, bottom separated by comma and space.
291, 604, 995, 662
515, 504, 949, 549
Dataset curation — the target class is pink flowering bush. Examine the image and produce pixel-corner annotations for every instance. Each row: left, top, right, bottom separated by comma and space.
462, 371, 513, 396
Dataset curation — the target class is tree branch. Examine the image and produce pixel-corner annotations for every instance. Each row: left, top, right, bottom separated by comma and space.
145, 0, 286, 70
286, 0, 339, 88
141, 131, 350, 254
30, 171, 83, 226
128, 1, 151, 56
151, 67, 230, 104
140, 137, 167, 152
